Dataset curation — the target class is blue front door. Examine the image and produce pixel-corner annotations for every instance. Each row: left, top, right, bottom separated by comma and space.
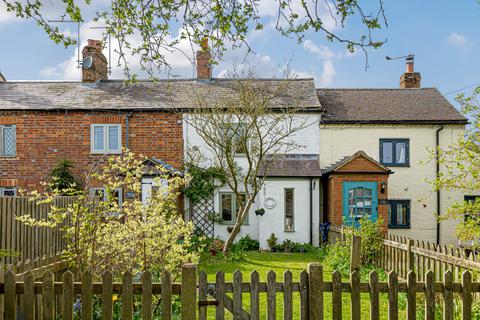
342, 182, 378, 226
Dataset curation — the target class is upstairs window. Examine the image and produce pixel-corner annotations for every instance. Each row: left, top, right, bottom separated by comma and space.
0, 187, 16, 196
224, 123, 247, 154
91, 124, 121, 154
380, 139, 409, 167
0, 125, 16, 156
388, 199, 410, 228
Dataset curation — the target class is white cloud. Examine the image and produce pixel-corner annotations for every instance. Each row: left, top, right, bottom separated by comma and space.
447, 32, 475, 51
318, 60, 336, 87
303, 40, 335, 60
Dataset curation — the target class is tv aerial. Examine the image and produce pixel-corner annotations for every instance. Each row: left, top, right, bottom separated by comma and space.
47, 16, 81, 69
386, 54, 414, 63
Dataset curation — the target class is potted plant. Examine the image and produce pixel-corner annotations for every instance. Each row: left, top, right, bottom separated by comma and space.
267, 233, 278, 252
255, 208, 265, 216
209, 239, 224, 256
283, 239, 293, 253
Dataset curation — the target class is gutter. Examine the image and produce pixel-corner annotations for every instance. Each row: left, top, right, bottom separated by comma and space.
436, 126, 444, 245
125, 112, 133, 149
309, 178, 313, 245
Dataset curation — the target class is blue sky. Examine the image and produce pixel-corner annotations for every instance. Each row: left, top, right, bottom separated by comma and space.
0, 0, 479, 107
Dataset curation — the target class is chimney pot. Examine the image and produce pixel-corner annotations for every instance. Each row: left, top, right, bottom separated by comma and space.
400, 55, 420, 89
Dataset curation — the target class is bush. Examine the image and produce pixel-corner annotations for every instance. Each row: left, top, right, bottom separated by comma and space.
267, 233, 278, 250
237, 234, 259, 251
188, 234, 214, 253
209, 239, 225, 253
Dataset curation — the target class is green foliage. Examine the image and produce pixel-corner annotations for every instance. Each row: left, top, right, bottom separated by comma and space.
3, 1, 387, 78
430, 86, 480, 243
237, 234, 259, 251
49, 159, 82, 195
266, 233, 278, 250
183, 165, 226, 204
18, 150, 198, 278
326, 218, 384, 276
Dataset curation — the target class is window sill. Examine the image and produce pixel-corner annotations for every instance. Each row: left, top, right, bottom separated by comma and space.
0, 155, 17, 159
284, 230, 295, 233
381, 163, 410, 168
91, 151, 122, 155
388, 225, 411, 229
218, 222, 250, 226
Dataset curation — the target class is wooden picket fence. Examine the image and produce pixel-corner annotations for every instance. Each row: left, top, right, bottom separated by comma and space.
328, 226, 480, 282
0, 196, 74, 264
1, 263, 480, 319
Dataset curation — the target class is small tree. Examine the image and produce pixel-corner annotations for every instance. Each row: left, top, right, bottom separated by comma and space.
18, 150, 198, 277
49, 159, 82, 195
431, 86, 480, 244
185, 75, 318, 253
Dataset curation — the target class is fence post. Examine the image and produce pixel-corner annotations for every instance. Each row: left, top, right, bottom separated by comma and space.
181, 263, 197, 320
308, 263, 323, 320
350, 235, 361, 272
407, 239, 415, 272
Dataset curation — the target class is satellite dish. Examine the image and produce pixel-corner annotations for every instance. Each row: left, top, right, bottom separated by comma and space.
82, 56, 93, 69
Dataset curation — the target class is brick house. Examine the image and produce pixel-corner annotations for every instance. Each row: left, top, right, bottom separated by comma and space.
0, 39, 473, 246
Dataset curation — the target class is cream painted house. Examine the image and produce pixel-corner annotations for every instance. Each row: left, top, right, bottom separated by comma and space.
317, 64, 469, 245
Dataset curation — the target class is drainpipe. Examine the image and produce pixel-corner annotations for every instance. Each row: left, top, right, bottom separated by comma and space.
436, 126, 444, 245
125, 112, 133, 149
309, 178, 313, 245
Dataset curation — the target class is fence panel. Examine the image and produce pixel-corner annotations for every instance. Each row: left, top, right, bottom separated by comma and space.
1, 264, 480, 319
0, 196, 75, 264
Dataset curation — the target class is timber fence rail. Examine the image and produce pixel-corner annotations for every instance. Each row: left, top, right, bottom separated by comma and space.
1, 263, 480, 319
0, 196, 74, 264
328, 226, 480, 282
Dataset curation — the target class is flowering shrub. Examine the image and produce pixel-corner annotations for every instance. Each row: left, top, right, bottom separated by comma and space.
17, 150, 198, 277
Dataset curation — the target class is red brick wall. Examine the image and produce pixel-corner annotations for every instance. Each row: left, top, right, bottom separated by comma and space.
0, 110, 183, 191
326, 173, 389, 233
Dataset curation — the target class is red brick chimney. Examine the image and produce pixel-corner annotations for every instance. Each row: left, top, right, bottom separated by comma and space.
82, 39, 108, 83
400, 55, 421, 88
196, 39, 212, 81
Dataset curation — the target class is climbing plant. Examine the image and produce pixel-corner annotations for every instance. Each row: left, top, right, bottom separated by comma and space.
183, 164, 226, 204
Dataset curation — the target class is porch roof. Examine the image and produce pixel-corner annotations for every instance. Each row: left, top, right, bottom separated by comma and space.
322, 151, 393, 175
257, 154, 322, 177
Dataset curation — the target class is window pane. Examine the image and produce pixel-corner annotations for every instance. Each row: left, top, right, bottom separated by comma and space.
108, 126, 119, 151
94, 126, 104, 150
395, 142, 407, 164
3, 188, 15, 196
3, 126, 15, 155
285, 189, 294, 231
221, 194, 233, 222
388, 204, 393, 225
396, 203, 407, 225
382, 142, 393, 163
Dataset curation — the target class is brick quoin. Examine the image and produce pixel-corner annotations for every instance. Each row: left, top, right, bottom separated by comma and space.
0, 110, 183, 191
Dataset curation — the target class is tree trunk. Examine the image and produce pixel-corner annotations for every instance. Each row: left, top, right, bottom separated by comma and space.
222, 201, 253, 254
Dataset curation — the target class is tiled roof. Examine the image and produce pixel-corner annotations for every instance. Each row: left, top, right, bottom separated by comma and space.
257, 154, 322, 177
317, 88, 468, 124
0, 78, 320, 111
321, 151, 392, 175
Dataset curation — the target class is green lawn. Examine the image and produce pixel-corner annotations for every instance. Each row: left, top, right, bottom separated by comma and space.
199, 252, 407, 319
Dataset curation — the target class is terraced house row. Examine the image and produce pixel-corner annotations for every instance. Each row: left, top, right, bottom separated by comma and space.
0, 39, 472, 247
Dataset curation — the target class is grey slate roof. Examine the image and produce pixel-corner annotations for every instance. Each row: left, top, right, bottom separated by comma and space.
317, 88, 468, 124
0, 78, 320, 111
257, 154, 322, 177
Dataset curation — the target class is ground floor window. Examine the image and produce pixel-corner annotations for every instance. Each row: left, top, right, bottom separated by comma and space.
284, 188, 294, 231
388, 199, 410, 228
0, 187, 16, 196
89, 187, 122, 206
219, 192, 246, 224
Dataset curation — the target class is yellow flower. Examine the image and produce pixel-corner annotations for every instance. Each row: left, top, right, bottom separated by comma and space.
112, 295, 119, 303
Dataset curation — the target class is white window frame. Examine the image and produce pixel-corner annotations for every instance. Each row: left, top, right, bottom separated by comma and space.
90, 124, 122, 154
0, 125, 16, 157
89, 187, 123, 206
219, 192, 247, 224
0, 187, 16, 196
